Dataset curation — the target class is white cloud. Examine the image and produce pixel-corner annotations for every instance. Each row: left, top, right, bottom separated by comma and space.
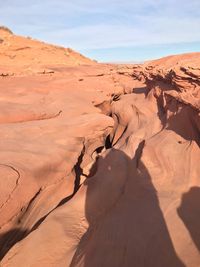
0, 0, 200, 51
37, 17, 200, 50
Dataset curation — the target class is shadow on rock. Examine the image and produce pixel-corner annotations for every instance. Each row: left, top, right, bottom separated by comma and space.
70, 146, 185, 267
177, 186, 200, 252
0, 228, 28, 260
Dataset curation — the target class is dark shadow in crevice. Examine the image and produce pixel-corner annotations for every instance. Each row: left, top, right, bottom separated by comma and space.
0, 189, 45, 260
132, 87, 148, 96
105, 134, 112, 149
95, 146, 104, 154
35, 150, 85, 223
73, 151, 84, 194
112, 125, 128, 147
0, 229, 28, 260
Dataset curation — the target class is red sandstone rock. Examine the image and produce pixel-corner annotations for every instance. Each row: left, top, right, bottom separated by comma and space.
0, 29, 199, 267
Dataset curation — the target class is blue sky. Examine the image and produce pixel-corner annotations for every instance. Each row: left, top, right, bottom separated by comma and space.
0, 0, 200, 62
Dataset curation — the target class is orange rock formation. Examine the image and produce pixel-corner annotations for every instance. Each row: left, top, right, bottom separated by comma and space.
0, 28, 199, 267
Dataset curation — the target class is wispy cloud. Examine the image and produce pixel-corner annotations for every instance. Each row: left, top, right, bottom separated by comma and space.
42, 17, 200, 50
0, 0, 200, 60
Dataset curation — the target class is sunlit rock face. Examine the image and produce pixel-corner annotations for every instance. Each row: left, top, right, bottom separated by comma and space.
0, 29, 200, 267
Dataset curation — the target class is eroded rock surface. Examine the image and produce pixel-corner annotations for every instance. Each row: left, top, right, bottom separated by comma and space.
0, 30, 199, 267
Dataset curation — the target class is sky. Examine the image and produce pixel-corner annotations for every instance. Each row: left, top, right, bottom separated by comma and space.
0, 0, 200, 62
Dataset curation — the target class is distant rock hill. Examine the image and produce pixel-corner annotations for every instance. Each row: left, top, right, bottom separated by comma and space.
0, 26, 94, 69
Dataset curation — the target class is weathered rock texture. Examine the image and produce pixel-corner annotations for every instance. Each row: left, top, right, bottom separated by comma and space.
0, 29, 199, 267
0, 26, 94, 76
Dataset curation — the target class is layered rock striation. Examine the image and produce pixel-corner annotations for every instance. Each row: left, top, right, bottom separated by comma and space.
0, 29, 199, 267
